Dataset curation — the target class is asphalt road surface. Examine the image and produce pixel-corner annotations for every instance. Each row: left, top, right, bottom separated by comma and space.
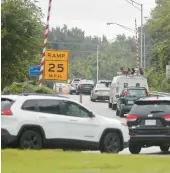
69, 94, 170, 155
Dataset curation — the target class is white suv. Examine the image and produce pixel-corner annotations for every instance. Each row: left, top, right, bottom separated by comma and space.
1, 94, 129, 153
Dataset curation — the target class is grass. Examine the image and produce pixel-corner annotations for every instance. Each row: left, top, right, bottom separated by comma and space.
2, 149, 170, 173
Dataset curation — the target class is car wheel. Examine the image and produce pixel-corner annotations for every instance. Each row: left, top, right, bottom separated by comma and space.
116, 109, 119, 116
91, 98, 95, 102
100, 132, 121, 153
69, 91, 72, 95
129, 144, 141, 154
160, 145, 169, 152
112, 104, 116, 110
108, 102, 112, 108
119, 109, 124, 117
19, 130, 42, 149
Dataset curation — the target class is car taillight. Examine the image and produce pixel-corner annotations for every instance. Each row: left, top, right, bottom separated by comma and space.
1, 110, 13, 116
164, 115, 170, 121
124, 89, 127, 96
126, 114, 138, 121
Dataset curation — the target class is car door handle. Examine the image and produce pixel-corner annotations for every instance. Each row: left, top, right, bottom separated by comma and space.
69, 119, 77, 122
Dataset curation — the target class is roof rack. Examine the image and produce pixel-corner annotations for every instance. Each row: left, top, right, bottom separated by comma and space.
20, 93, 69, 98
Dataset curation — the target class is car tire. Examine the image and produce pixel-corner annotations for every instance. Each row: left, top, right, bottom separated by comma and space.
160, 146, 169, 152
108, 102, 112, 108
112, 104, 116, 110
129, 144, 141, 154
69, 91, 72, 95
91, 98, 95, 102
100, 132, 121, 153
116, 109, 119, 116
119, 109, 124, 117
19, 130, 42, 149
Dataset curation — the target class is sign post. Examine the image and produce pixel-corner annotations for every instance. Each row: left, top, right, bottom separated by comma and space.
44, 50, 69, 81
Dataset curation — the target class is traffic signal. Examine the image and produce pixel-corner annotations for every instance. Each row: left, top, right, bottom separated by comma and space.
131, 68, 135, 74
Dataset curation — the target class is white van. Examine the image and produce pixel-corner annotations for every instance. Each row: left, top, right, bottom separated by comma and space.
108, 74, 149, 110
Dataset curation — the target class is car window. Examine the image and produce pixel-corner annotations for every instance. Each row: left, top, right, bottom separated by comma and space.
60, 101, 90, 117
37, 99, 60, 114
127, 89, 147, 97
130, 101, 170, 114
22, 100, 37, 111
1, 98, 14, 110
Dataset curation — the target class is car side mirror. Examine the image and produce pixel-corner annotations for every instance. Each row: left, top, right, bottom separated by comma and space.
89, 112, 95, 118
115, 95, 120, 98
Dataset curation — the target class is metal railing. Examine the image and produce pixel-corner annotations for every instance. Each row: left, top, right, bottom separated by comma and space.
150, 91, 170, 97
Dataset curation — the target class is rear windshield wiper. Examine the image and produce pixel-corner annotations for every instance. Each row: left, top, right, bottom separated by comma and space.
150, 110, 164, 113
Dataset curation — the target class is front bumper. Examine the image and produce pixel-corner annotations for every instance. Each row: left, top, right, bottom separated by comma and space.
1, 129, 17, 148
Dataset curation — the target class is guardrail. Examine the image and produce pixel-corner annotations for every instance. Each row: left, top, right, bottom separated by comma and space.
150, 91, 170, 97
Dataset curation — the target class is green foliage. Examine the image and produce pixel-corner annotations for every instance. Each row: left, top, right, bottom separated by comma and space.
2, 82, 54, 95
48, 28, 137, 81
1, 0, 44, 89
145, 0, 170, 91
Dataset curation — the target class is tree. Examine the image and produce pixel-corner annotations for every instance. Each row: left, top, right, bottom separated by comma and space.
145, 0, 170, 91
1, 0, 44, 89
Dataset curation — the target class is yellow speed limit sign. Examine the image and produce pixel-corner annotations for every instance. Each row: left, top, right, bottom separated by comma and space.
44, 50, 69, 81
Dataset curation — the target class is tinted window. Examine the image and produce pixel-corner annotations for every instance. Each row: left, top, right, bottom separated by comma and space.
22, 100, 37, 111
130, 101, 170, 114
1, 98, 14, 110
127, 89, 147, 97
37, 100, 60, 114
60, 101, 90, 117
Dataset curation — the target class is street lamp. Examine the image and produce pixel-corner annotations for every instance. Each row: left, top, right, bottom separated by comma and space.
106, 22, 146, 69
125, 0, 143, 68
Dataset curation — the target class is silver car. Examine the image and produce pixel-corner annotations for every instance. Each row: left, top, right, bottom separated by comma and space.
90, 83, 110, 102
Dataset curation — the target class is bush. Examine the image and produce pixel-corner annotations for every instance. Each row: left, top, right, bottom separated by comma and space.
2, 82, 55, 95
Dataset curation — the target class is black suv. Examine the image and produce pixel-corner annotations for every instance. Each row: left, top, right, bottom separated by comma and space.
76, 80, 94, 95
116, 87, 149, 117
127, 97, 170, 154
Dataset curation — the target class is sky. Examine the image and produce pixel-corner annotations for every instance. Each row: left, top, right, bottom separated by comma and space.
37, 0, 156, 40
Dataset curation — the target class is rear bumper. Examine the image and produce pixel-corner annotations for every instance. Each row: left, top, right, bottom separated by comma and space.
92, 95, 109, 100
1, 129, 17, 148
130, 135, 170, 145
79, 90, 91, 94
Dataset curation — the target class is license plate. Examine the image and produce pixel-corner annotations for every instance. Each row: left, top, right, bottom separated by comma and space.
145, 120, 156, 126
128, 100, 134, 104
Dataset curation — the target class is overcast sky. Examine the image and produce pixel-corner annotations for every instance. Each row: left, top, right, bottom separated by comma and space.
37, 0, 156, 40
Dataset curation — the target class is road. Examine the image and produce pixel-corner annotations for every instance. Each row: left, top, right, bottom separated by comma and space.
69, 94, 170, 155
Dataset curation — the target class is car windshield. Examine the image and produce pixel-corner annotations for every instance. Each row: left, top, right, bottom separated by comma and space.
131, 101, 170, 114
127, 89, 147, 97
